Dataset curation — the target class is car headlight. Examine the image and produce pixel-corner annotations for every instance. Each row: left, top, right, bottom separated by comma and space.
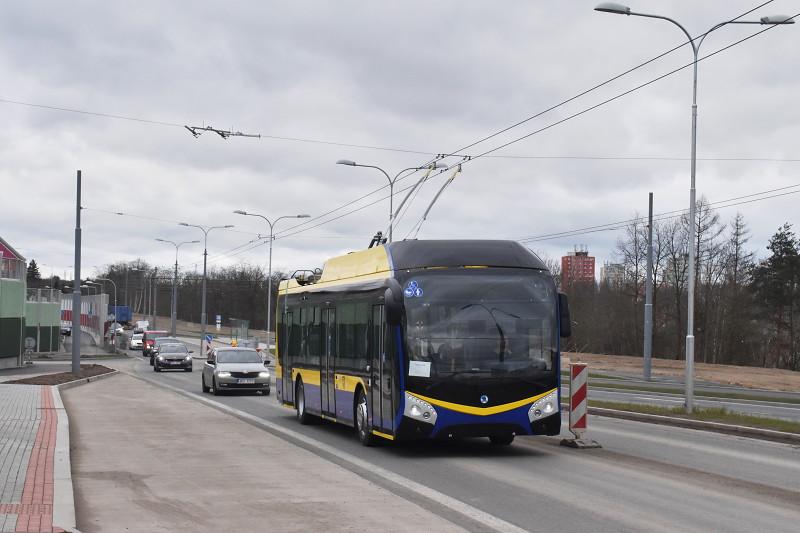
404, 392, 437, 425
259, 371, 270, 378
157, 355, 165, 361
217, 371, 231, 378
184, 355, 192, 360
528, 390, 559, 422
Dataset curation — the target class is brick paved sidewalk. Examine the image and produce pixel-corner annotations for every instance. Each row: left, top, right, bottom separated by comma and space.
0, 385, 64, 533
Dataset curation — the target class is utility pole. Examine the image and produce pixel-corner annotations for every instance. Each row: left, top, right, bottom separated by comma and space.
71, 170, 82, 374
152, 268, 158, 329
643, 192, 654, 381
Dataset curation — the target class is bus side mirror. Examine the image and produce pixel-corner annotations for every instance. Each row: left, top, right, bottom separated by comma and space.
558, 293, 572, 338
385, 279, 403, 326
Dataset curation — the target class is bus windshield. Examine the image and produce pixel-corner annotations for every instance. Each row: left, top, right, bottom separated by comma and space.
404, 268, 557, 377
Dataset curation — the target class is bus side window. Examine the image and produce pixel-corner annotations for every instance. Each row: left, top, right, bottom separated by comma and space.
354, 301, 369, 370
337, 303, 356, 370
307, 306, 322, 366
289, 308, 302, 363
278, 311, 289, 364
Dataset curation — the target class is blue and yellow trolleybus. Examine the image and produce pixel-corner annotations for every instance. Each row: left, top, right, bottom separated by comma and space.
276, 240, 571, 446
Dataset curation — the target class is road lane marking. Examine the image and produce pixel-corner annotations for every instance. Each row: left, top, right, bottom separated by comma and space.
123, 367, 528, 533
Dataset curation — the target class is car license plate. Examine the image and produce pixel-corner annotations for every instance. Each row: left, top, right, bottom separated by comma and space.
238, 379, 255, 384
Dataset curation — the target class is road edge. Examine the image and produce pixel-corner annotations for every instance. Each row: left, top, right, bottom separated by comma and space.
51, 386, 80, 533
588, 405, 800, 445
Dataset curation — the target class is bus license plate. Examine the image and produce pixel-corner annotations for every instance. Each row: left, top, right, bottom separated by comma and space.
238, 379, 255, 384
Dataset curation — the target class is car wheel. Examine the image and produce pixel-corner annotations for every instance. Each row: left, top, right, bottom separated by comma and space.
212, 377, 220, 395
295, 379, 313, 425
149, 356, 154, 366
201, 375, 209, 393
154, 362, 161, 372
265, 387, 271, 396
355, 389, 374, 446
489, 433, 515, 446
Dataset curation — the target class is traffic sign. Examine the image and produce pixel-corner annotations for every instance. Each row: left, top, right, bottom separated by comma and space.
24, 337, 36, 350
205, 334, 213, 344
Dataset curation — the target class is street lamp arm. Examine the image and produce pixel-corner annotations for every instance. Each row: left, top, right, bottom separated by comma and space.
354, 164, 392, 185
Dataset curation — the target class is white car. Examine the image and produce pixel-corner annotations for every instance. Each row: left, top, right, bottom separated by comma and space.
129, 333, 143, 350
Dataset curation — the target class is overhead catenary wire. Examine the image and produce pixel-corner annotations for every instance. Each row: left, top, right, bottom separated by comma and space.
278, 9, 798, 242
519, 183, 800, 243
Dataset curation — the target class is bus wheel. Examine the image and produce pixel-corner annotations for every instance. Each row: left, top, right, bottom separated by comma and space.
489, 433, 515, 446
296, 379, 312, 425
355, 389, 375, 446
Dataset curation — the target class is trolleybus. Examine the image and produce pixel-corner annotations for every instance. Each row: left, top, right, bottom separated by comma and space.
276, 239, 571, 446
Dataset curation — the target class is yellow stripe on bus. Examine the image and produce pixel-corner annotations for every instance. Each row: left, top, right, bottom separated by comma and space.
372, 430, 395, 441
334, 373, 366, 393
292, 368, 321, 386
407, 388, 557, 417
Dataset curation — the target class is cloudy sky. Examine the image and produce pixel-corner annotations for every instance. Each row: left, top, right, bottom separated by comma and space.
1, 0, 798, 282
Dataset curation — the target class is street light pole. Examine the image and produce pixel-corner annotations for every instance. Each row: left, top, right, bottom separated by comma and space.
335, 160, 447, 242
233, 211, 310, 340
179, 223, 234, 357
595, 3, 794, 412
155, 239, 199, 336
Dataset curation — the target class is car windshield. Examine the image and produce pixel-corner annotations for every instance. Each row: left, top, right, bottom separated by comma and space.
404, 268, 557, 376
132, 334, 143, 341
216, 350, 262, 364
159, 343, 188, 354
155, 338, 179, 345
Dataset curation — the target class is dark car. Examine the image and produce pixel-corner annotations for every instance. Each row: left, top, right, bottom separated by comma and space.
142, 330, 168, 360
149, 336, 181, 366
154, 343, 193, 372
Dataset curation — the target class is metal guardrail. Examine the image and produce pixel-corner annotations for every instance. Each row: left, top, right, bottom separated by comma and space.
0, 257, 25, 281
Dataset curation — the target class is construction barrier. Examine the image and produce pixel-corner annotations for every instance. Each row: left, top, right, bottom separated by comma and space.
560, 362, 601, 449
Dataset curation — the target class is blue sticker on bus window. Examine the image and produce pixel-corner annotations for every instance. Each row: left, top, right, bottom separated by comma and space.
404, 280, 424, 298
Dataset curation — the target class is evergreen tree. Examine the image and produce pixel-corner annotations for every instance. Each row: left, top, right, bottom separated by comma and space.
752, 223, 800, 369
26, 259, 41, 282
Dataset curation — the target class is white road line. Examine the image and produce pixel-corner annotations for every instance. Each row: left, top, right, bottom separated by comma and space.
124, 369, 528, 533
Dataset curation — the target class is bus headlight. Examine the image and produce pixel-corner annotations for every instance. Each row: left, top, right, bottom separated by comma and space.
528, 390, 559, 422
404, 393, 437, 425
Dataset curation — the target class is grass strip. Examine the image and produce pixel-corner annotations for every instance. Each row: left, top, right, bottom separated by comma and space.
561, 379, 800, 405
588, 399, 800, 434
559, 371, 625, 381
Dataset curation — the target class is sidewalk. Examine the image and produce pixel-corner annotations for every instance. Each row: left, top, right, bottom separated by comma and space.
61, 373, 461, 532
0, 384, 72, 533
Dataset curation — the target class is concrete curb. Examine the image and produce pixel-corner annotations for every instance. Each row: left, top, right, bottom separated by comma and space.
57, 369, 119, 391
51, 386, 79, 533
587, 405, 800, 445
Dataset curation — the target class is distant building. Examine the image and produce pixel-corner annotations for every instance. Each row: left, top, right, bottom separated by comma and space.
561, 246, 595, 286
600, 262, 625, 288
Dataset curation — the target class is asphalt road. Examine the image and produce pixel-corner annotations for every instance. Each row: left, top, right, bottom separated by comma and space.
117, 350, 800, 533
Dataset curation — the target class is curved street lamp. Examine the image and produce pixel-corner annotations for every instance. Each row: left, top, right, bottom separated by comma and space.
594, 3, 794, 412
335, 160, 448, 242
232, 211, 310, 341
155, 239, 199, 336
179, 222, 234, 355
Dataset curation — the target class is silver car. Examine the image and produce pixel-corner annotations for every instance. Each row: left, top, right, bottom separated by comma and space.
202, 347, 270, 396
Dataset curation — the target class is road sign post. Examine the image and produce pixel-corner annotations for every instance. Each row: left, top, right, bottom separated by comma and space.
560, 362, 601, 449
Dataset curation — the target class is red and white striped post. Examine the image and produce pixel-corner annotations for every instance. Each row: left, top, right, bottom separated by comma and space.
561, 362, 601, 448
569, 363, 589, 437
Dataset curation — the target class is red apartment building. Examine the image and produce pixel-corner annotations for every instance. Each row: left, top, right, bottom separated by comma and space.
561, 247, 595, 286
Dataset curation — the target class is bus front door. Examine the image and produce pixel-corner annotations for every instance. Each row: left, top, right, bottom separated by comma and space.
321, 308, 336, 417
371, 305, 394, 434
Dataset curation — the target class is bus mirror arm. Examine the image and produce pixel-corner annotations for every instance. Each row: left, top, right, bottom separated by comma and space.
558, 293, 572, 338
384, 279, 403, 326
